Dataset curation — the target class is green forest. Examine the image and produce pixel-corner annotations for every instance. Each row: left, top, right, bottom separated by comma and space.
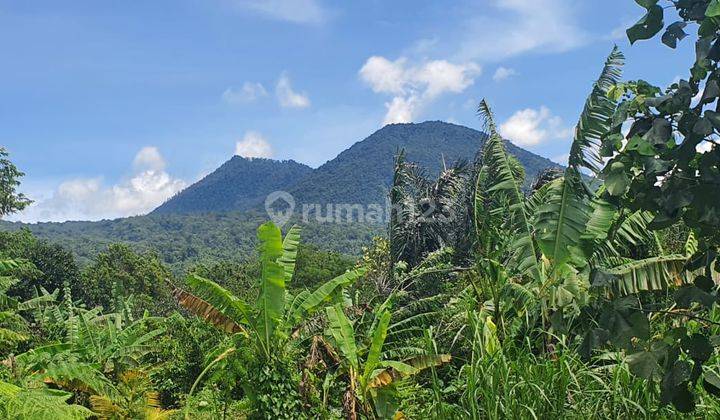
2, 1, 720, 418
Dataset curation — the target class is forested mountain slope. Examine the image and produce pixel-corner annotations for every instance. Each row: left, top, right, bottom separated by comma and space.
1, 121, 560, 268
0, 212, 380, 271
153, 121, 561, 214
153, 157, 312, 214
290, 121, 561, 206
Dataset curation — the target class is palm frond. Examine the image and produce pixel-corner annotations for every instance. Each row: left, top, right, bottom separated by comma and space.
534, 170, 592, 266
170, 277, 247, 334
568, 46, 624, 175
592, 255, 691, 296
476, 99, 540, 281
0, 381, 92, 420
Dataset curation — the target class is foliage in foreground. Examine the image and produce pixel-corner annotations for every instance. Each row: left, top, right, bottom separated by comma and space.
1, 1, 720, 417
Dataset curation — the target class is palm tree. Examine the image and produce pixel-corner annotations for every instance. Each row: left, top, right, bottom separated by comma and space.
389, 151, 469, 268
89, 370, 176, 420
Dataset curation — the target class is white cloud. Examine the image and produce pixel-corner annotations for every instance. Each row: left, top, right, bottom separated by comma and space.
133, 146, 165, 171
222, 82, 267, 104
235, 131, 274, 158
456, 0, 587, 62
493, 66, 517, 81
383, 97, 418, 125
12, 147, 186, 222
605, 17, 638, 41
499, 106, 573, 146
359, 56, 480, 125
360, 56, 408, 95
230, 0, 328, 24
276, 74, 311, 108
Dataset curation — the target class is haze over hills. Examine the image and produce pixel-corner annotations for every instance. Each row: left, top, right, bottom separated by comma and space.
152, 121, 561, 214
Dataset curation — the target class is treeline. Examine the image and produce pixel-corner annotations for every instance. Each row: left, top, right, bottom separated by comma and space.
0, 212, 379, 272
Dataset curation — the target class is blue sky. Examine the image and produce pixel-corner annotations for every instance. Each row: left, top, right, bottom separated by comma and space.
0, 0, 693, 222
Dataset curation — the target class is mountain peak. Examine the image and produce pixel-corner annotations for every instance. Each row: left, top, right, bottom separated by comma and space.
152, 122, 561, 215
152, 156, 312, 215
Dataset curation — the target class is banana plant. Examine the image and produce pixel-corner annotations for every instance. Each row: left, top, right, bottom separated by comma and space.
323, 302, 450, 419
169, 222, 366, 360
474, 47, 702, 328
0, 259, 58, 354
169, 221, 366, 418
0, 380, 93, 419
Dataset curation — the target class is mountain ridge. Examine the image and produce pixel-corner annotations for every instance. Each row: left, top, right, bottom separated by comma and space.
153, 121, 562, 214
152, 156, 312, 215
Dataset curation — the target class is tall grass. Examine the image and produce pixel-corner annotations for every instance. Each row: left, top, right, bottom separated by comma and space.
442, 316, 720, 419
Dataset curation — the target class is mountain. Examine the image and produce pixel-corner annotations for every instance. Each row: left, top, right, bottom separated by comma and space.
152, 157, 312, 214
154, 121, 561, 215
1, 121, 562, 268
289, 121, 559, 207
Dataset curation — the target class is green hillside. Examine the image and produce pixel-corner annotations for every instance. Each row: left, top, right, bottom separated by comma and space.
153, 157, 312, 214
290, 121, 561, 206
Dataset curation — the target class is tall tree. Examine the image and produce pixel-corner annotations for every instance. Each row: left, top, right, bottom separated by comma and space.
0, 148, 32, 218
606, 1, 720, 273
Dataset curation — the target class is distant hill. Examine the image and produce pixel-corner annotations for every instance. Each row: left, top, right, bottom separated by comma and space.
153, 121, 561, 215
289, 121, 560, 207
153, 157, 312, 214
0, 212, 380, 272
2, 121, 562, 267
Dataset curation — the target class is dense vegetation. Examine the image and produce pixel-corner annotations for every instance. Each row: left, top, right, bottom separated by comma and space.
1, 122, 559, 273
0, 212, 379, 272
1, 2, 720, 418
153, 121, 561, 216
153, 157, 313, 215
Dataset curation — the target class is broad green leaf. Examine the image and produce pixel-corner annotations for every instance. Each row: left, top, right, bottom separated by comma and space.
703, 371, 720, 396
681, 333, 713, 362
534, 172, 591, 266
377, 360, 417, 375
605, 162, 630, 196
625, 136, 656, 156
593, 255, 690, 296
627, 351, 662, 380
675, 285, 716, 308
627, 5, 664, 44
325, 304, 358, 370
635, 0, 658, 8
707, 0, 720, 17
298, 268, 365, 317
256, 222, 287, 349
662, 21, 687, 48
278, 224, 301, 283
367, 355, 451, 388
364, 310, 391, 380
662, 361, 695, 413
